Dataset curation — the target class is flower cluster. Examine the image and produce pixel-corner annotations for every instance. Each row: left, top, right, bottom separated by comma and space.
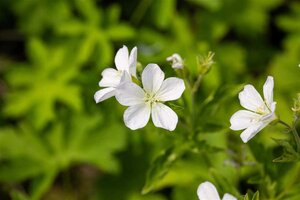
95, 45, 185, 131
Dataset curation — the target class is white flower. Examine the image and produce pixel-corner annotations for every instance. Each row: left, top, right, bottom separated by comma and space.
197, 181, 237, 200
230, 76, 277, 143
94, 45, 137, 103
166, 53, 184, 69
115, 64, 185, 131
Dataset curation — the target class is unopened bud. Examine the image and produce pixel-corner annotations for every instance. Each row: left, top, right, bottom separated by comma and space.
166, 53, 184, 69
197, 51, 215, 75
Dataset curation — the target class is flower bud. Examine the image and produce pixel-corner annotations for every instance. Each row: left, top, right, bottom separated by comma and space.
197, 51, 215, 75
166, 53, 184, 69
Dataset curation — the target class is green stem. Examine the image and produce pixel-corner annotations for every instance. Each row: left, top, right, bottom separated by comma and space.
292, 128, 300, 152
192, 74, 203, 93
190, 91, 196, 139
278, 120, 290, 129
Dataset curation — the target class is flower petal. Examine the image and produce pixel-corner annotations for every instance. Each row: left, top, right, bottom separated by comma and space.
124, 104, 151, 130
142, 64, 165, 94
156, 77, 185, 101
230, 110, 261, 130
263, 76, 274, 109
129, 47, 137, 77
197, 181, 221, 200
119, 71, 132, 84
239, 84, 265, 112
99, 68, 121, 87
115, 82, 145, 106
94, 87, 115, 103
222, 193, 237, 200
151, 103, 178, 131
269, 102, 276, 112
115, 45, 129, 71
240, 122, 266, 143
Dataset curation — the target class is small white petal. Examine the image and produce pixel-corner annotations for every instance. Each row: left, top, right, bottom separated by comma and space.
124, 104, 151, 130
197, 181, 221, 200
115, 45, 129, 71
239, 85, 265, 112
260, 111, 277, 122
151, 103, 178, 131
142, 64, 165, 94
115, 82, 145, 106
119, 71, 132, 84
94, 87, 115, 103
222, 193, 237, 200
230, 110, 261, 130
156, 77, 185, 101
129, 47, 137, 77
99, 68, 121, 87
263, 76, 274, 109
269, 102, 276, 112
240, 122, 266, 143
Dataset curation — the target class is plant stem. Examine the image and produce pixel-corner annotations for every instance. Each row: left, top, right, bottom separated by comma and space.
192, 74, 202, 93
278, 120, 290, 129
292, 128, 300, 152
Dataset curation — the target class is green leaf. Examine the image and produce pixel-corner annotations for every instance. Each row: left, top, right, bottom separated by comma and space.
142, 140, 223, 194
10, 190, 29, 200
243, 193, 250, 200
272, 138, 300, 162
0, 113, 127, 198
4, 39, 83, 129
106, 24, 136, 41
151, 0, 176, 28
30, 170, 57, 200
142, 142, 191, 194
243, 191, 260, 200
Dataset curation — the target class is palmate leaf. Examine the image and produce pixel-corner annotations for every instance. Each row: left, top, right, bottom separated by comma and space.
4, 38, 82, 129
13, 0, 135, 68
0, 113, 126, 199
53, 0, 135, 67
13, 0, 72, 36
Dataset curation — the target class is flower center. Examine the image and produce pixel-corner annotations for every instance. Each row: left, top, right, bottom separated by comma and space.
256, 104, 271, 115
144, 93, 159, 105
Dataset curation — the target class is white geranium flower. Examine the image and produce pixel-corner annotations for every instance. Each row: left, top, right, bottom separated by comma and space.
230, 76, 277, 143
94, 45, 137, 103
115, 64, 185, 131
166, 53, 184, 69
197, 181, 237, 200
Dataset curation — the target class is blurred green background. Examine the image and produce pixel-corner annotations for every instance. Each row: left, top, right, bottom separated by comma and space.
0, 0, 299, 199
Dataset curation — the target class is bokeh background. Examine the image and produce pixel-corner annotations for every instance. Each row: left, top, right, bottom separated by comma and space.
0, 0, 299, 199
